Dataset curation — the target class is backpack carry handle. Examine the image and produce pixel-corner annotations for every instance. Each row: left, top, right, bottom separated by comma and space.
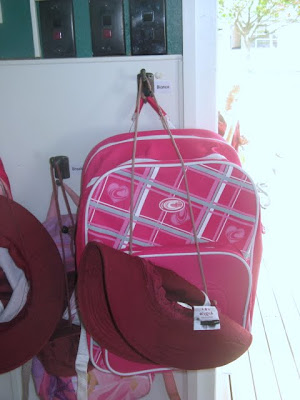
48, 158, 79, 325
133, 96, 175, 129
130, 71, 209, 298
133, 70, 175, 129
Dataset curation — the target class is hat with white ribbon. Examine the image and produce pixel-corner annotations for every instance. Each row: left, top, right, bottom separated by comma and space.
0, 196, 65, 373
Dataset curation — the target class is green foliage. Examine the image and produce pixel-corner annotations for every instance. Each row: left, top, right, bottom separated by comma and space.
218, 0, 300, 49
219, 0, 300, 20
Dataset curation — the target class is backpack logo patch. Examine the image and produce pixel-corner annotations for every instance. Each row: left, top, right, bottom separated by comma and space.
159, 198, 185, 213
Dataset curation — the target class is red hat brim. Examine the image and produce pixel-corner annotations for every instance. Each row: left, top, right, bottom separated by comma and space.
78, 242, 252, 370
77, 242, 207, 366
77, 242, 159, 365
0, 197, 65, 373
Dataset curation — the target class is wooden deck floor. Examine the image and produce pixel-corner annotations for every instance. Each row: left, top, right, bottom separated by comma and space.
221, 223, 300, 400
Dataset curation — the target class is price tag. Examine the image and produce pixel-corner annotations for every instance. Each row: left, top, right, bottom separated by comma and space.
193, 306, 221, 331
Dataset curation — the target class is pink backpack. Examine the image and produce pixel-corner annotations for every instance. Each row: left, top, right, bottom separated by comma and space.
75, 74, 262, 390
76, 129, 262, 328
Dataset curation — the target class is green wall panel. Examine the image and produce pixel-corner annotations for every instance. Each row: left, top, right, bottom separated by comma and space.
0, 0, 34, 59
166, 0, 183, 55
0, 0, 182, 59
73, 0, 92, 57
123, 0, 132, 56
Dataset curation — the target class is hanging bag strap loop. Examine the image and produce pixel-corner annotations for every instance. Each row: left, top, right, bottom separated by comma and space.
133, 94, 175, 129
130, 73, 209, 297
130, 75, 183, 400
49, 159, 79, 325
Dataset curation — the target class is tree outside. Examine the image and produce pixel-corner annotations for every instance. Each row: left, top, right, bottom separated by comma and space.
217, 0, 300, 228
218, 0, 300, 51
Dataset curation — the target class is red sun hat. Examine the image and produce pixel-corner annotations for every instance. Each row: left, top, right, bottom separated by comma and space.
0, 196, 65, 374
77, 242, 206, 367
77, 242, 252, 371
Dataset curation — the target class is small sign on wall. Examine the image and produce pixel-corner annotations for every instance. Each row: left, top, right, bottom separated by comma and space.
155, 79, 172, 94
71, 165, 83, 175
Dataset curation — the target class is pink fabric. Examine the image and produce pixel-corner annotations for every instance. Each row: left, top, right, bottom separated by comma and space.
33, 357, 77, 400
43, 214, 76, 273
43, 184, 78, 273
32, 356, 152, 400
89, 332, 170, 375
0, 159, 12, 199
76, 129, 242, 259
88, 369, 151, 400
82, 160, 257, 256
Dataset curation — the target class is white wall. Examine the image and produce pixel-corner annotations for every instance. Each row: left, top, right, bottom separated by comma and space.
0, 56, 183, 221
182, 0, 217, 131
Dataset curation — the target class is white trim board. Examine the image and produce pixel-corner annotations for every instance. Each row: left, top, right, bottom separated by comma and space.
182, 0, 217, 131
182, 1, 218, 399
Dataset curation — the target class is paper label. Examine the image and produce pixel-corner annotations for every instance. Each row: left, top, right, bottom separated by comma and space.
155, 80, 172, 93
71, 165, 83, 175
193, 306, 221, 331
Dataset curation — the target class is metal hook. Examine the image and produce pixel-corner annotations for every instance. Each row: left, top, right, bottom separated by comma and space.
137, 69, 154, 99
